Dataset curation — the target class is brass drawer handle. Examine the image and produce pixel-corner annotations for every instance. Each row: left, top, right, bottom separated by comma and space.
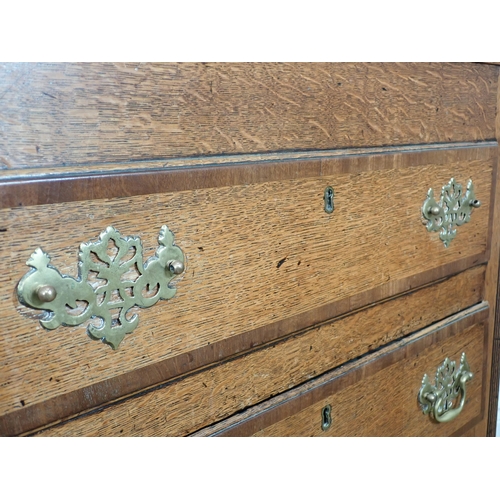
421, 178, 480, 247
16, 225, 185, 350
418, 353, 473, 423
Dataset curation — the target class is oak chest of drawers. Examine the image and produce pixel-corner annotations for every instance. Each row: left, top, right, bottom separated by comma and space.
1, 62, 499, 436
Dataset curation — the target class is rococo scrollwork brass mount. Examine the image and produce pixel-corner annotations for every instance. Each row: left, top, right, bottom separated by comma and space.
16, 226, 185, 350
418, 353, 473, 423
421, 178, 481, 247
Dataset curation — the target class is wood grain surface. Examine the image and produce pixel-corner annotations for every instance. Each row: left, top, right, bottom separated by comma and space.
0, 146, 494, 434
0, 63, 497, 170
0, 142, 494, 183
0, 143, 496, 209
485, 72, 500, 436
196, 305, 488, 437
487, 339, 500, 435
36, 266, 485, 436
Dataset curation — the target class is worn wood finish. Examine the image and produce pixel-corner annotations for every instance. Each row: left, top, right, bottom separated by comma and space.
0, 143, 496, 209
1, 257, 486, 436
460, 425, 479, 436
484, 71, 500, 437
0, 147, 493, 428
0, 142, 494, 183
487, 339, 500, 435
195, 305, 488, 437
36, 267, 485, 436
0, 63, 497, 170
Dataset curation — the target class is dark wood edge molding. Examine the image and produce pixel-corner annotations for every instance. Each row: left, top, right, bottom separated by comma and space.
196, 307, 489, 437
1, 141, 496, 182
0, 143, 497, 209
0, 256, 487, 436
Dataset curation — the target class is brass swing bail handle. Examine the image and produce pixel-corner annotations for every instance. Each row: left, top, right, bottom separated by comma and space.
418, 353, 473, 423
422, 372, 473, 423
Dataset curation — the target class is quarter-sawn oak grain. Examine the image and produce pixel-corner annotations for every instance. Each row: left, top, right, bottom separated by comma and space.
0, 147, 493, 426
0, 148, 496, 434
196, 305, 488, 437
36, 267, 485, 436
252, 324, 486, 437
484, 69, 500, 436
0, 63, 497, 170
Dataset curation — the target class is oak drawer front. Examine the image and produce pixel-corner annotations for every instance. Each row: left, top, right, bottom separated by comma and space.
198, 304, 488, 437
0, 63, 497, 172
0, 144, 494, 434
36, 267, 485, 436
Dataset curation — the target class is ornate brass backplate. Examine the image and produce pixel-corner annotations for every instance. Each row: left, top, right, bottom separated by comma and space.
16, 226, 185, 350
418, 353, 473, 423
421, 178, 481, 247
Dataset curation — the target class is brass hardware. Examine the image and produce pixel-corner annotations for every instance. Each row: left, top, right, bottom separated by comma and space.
421, 178, 480, 247
418, 353, 473, 423
36, 285, 57, 303
16, 225, 185, 350
324, 186, 334, 214
321, 404, 332, 431
167, 260, 185, 275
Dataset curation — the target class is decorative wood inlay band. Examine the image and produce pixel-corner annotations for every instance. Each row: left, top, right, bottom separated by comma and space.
0, 143, 497, 209
0, 141, 496, 181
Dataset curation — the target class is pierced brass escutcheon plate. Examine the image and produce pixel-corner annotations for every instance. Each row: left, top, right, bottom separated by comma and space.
16, 225, 185, 350
421, 178, 481, 247
418, 353, 473, 423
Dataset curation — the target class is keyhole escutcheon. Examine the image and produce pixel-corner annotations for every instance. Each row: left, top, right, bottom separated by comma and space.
324, 186, 334, 214
321, 404, 332, 431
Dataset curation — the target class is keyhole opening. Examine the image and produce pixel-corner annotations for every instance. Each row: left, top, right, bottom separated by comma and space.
321, 404, 332, 431
324, 186, 334, 214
